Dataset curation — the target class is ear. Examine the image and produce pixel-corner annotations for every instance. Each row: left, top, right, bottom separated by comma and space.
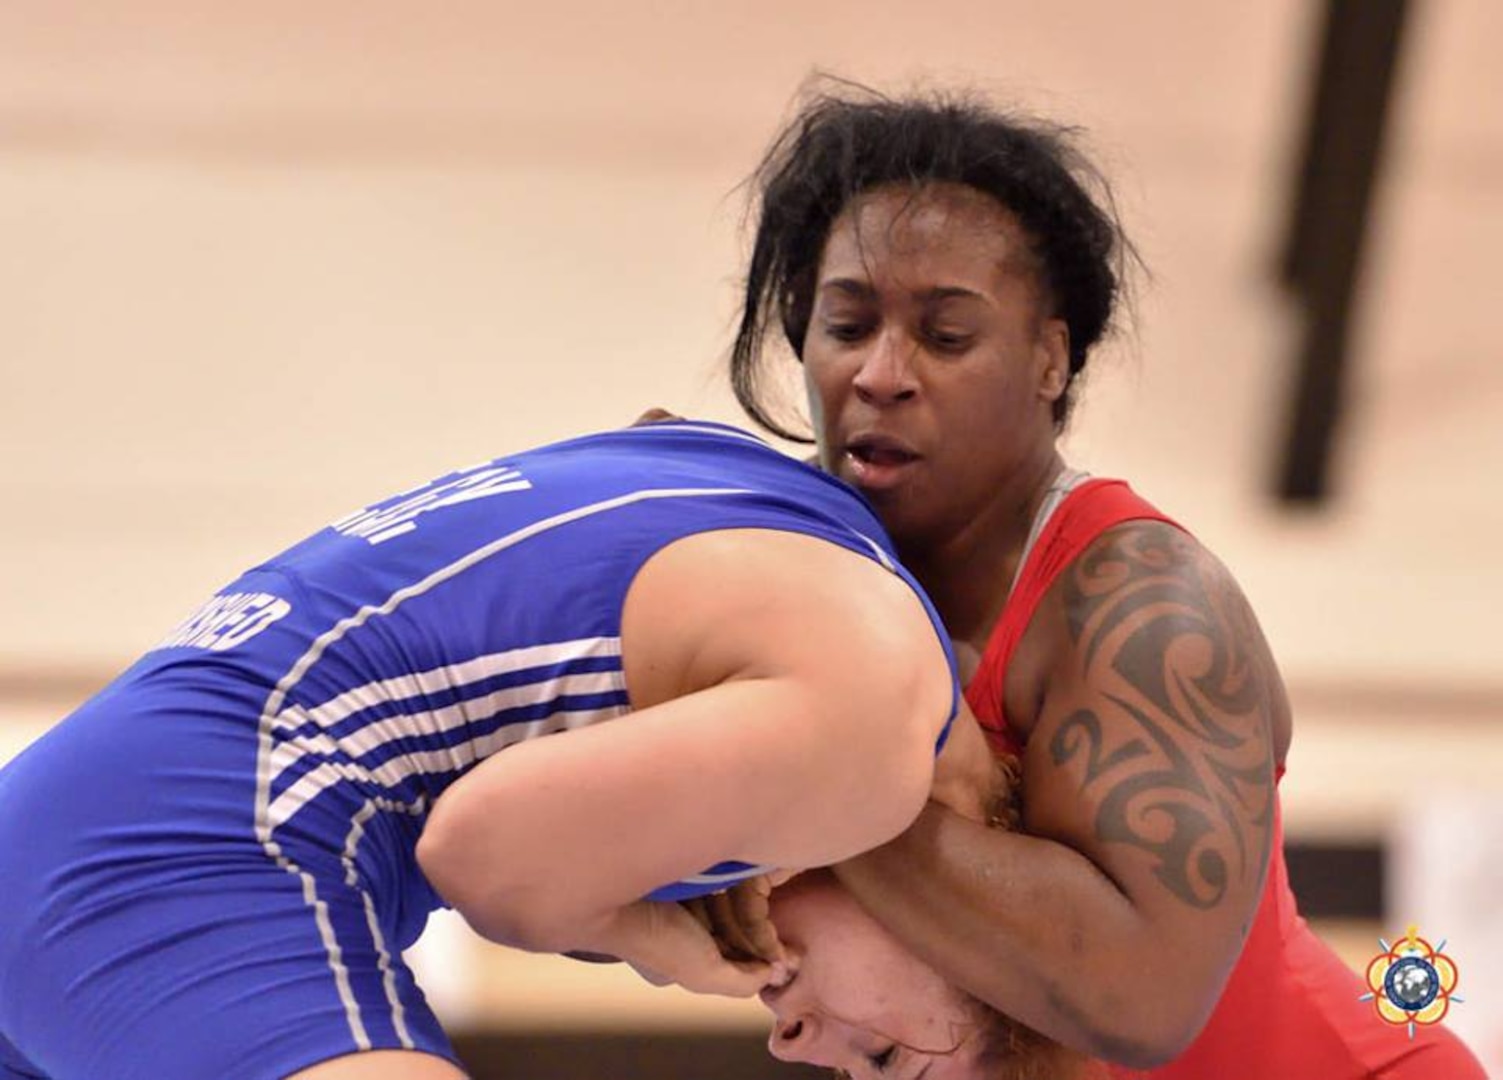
1036, 318, 1071, 404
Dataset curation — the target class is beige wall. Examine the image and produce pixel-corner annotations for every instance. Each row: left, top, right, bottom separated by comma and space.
2, 0, 1501, 1054
3, 1, 1499, 684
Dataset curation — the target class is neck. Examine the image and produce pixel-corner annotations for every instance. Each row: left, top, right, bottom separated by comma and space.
898, 446, 1067, 651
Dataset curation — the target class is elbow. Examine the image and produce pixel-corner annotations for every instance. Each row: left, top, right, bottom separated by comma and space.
1077, 969, 1220, 1068
416, 819, 566, 952
1088, 1023, 1198, 1071
415, 812, 481, 916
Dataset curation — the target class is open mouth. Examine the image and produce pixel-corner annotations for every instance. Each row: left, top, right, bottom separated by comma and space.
850, 444, 917, 467
845, 435, 920, 488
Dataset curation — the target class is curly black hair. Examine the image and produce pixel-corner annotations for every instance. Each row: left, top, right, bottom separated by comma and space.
732, 78, 1138, 440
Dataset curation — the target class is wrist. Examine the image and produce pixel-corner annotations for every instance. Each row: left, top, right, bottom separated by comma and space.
567, 900, 661, 968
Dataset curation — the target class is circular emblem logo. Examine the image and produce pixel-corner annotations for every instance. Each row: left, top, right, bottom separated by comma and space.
1384, 956, 1440, 1011
1361, 925, 1462, 1038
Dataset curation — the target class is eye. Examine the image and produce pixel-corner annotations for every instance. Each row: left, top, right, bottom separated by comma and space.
925, 327, 973, 351
868, 1044, 897, 1072
823, 320, 871, 343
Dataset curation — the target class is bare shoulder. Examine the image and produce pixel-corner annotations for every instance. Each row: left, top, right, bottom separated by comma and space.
618, 526, 955, 866
1060, 520, 1291, 763
1022, 517, 1291, 913
1072, 518, 1235, 603
622, 527, 953, 726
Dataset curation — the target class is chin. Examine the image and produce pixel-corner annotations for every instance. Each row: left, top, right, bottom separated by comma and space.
869, 501, 941, 555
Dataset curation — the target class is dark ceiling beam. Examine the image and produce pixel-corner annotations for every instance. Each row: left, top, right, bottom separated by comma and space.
1275, 0, 1411, 503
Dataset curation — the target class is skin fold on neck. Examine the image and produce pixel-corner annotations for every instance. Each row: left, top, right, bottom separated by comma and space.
898, 445, 1066, 658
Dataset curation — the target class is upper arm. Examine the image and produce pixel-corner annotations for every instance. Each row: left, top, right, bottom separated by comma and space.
618, 526, 957, 867
419, 527, 954, 945
1022, 521, 1282, 949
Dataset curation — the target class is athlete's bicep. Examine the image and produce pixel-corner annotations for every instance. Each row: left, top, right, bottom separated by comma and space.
618, 527, 957, 866
622, 527, 953, 720
420, 675, 882, 948
419, 528, 953, 949
1022, 522, 1279, 932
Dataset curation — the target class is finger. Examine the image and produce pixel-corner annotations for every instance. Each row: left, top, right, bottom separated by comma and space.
680, 897, 714, 935
729, 878, 786, 965
988, 754, 1024, 831
706, 890, 763, 962
701, 957, 779, 999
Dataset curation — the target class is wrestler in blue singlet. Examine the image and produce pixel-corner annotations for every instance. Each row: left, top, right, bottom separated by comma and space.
0, 421, 958, 1080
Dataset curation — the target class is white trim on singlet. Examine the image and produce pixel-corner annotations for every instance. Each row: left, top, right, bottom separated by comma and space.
266, 699, 627, 829
344, 797, 428, 1051
250, 485, 761, 1051
678, 864, 777, 888
254, 486, 752, 833
270, 636, 621, 735
1006, 467, 1092, 599
848, 528, 897, 572
266, 665, 626, 824
321, 670, 622, 760
624, 422, 774, 450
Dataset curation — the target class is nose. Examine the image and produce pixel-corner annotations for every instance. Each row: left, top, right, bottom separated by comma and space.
851, 329, 919, 406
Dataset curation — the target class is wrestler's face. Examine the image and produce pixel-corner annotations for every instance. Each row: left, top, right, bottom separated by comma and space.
801, 183, 1069, 554
760, 871, 984, 1079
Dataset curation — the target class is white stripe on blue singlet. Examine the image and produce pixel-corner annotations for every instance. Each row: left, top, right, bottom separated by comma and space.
273, 668, 623, 766
270, 636, 621, 735
251, 485, 757, 1050
266, 697, 626, 828
344, 797, 429, 1051
265, 649, 627, 825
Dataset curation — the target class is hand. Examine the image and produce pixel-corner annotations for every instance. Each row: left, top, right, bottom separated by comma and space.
680, 873, 795, 969
595, 899, 790, 998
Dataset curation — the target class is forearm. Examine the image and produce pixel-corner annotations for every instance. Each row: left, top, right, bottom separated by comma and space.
509, 898, 658, 967
834, 804, 1225, 1067
431, 881, 773, 999
421, 831, 736, 992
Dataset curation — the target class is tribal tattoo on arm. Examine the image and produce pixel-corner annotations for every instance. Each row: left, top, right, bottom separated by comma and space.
1045, 522, 1279, 912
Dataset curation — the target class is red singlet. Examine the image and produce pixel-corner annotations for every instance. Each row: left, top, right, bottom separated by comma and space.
965, 478, 1485, 1078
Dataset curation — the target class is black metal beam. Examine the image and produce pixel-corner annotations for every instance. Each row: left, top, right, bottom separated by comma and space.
1276, 0, 1410, 502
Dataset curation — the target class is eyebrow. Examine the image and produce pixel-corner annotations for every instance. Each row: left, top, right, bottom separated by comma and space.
818, 279, 987, 304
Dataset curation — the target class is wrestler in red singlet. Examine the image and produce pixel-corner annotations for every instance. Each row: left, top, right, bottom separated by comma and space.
966, 478, 1487, 1079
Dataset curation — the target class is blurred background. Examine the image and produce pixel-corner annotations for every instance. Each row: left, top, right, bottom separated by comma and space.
1, 1, 1499, 1076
